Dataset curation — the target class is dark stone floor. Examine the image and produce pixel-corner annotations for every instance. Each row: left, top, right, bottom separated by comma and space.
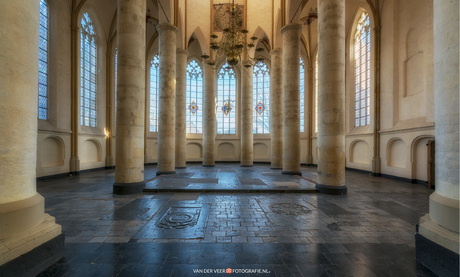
36, 164, 436, 276
144, 164, 317, 192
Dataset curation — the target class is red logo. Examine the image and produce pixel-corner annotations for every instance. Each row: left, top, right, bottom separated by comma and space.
226, 268, 232, 274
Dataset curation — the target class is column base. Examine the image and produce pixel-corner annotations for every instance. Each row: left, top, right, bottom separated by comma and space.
202, 164, 215, 168
315, 184, 347, 195
105, 156, 115, 168
271, 167, 282, 170
175, 167, 186, 169
281, 171, 302, 176
0, 214, 63, 269
155, 171, 176, 176
69, 156, 80, 175
240, 164, 253, 167
416, 230, 459, 276
113, 182, 146, 195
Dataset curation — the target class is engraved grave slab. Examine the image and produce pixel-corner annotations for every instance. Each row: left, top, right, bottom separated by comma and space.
134, 204, 210, 239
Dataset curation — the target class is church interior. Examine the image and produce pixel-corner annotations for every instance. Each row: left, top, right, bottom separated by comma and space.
0, 0, 458, 276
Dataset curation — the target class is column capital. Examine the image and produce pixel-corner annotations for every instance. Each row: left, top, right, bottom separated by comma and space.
242, 60, 253, 68
270, 48, 282, 56
156, 22, 178, 33
281, 23, 301, 34
176, 48, 188, 56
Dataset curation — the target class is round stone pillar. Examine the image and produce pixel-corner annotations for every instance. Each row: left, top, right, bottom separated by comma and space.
175, 49, 188, 169
202, 62, 216, 167
241, 61, 253, 166
113, 0, 146, 194
316, 0, 347, 195
156, 23, 177, 175
0, 0, 44, 237
0, 0, 62, 268
270, 49, 283, 169
417, 0, 459, 265
281, 24, 302, 176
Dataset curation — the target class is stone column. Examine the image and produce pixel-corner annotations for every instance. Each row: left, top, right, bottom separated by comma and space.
270, 49, 283, 169
175, 49, 188, 168
0, 0, 62, 270
156, 23, 177, 175
241, 61, 253, 166
316, 0, 347, 195
113, 0, 146, 194
417, 0, 459, 273
202, 62, 216, 166
281, 24, 302, 176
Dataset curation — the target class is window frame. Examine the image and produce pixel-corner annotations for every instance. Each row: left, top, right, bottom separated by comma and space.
186, 59, 204, 135
253, 61, 270, 135
80, 12, 98, 128
353, 11, 371, 128
149, 54, 160, 133
38, 0, 49, 120
216, 63, 238, 136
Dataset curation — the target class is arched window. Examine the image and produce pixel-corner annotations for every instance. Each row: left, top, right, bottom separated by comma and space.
149, 55, 160, 132
354, 11, 370, 127
217, 63, 236, 134
315, 55, 318, 133
38, 0, 48, 120
186, 60, 203, 134
80, 12, 97, 127
253, 61, 270, 134
300, 57, 305, 133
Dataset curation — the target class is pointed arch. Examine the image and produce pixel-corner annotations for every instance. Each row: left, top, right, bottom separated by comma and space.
188, 26, 208, 55
248, 26, 271, 58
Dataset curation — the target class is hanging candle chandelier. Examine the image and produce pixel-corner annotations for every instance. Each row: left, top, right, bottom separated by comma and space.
202, 0, 264, 67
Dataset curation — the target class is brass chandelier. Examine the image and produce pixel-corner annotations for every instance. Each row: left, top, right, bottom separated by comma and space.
202, 0, 264, 67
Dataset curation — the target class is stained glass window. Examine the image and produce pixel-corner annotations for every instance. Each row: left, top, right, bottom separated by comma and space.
149, 55, 160, 132
80, 13, 97, 127
217, 63, 236, 134
315, 55, 318, 133
186, 60, 203, 134
38, 0, 48, 120
300, 58, 305, 133
253, 61, 270, 134
354, 11, 371, 127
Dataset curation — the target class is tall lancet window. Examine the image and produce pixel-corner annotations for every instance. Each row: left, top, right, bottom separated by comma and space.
114, 49, 118, 124
149, 55, 160, 132
80, 13, 97, 127
315, 55, 318, 133
253, 61, 270, 134
300, 57, 305, 133
217, 63, 236, 134
186, 60, 203, 134
38, 0, 48, 120
354, 11, 371, 127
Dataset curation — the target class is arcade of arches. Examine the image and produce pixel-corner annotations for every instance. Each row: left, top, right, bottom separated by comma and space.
0, 0, 458, 276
